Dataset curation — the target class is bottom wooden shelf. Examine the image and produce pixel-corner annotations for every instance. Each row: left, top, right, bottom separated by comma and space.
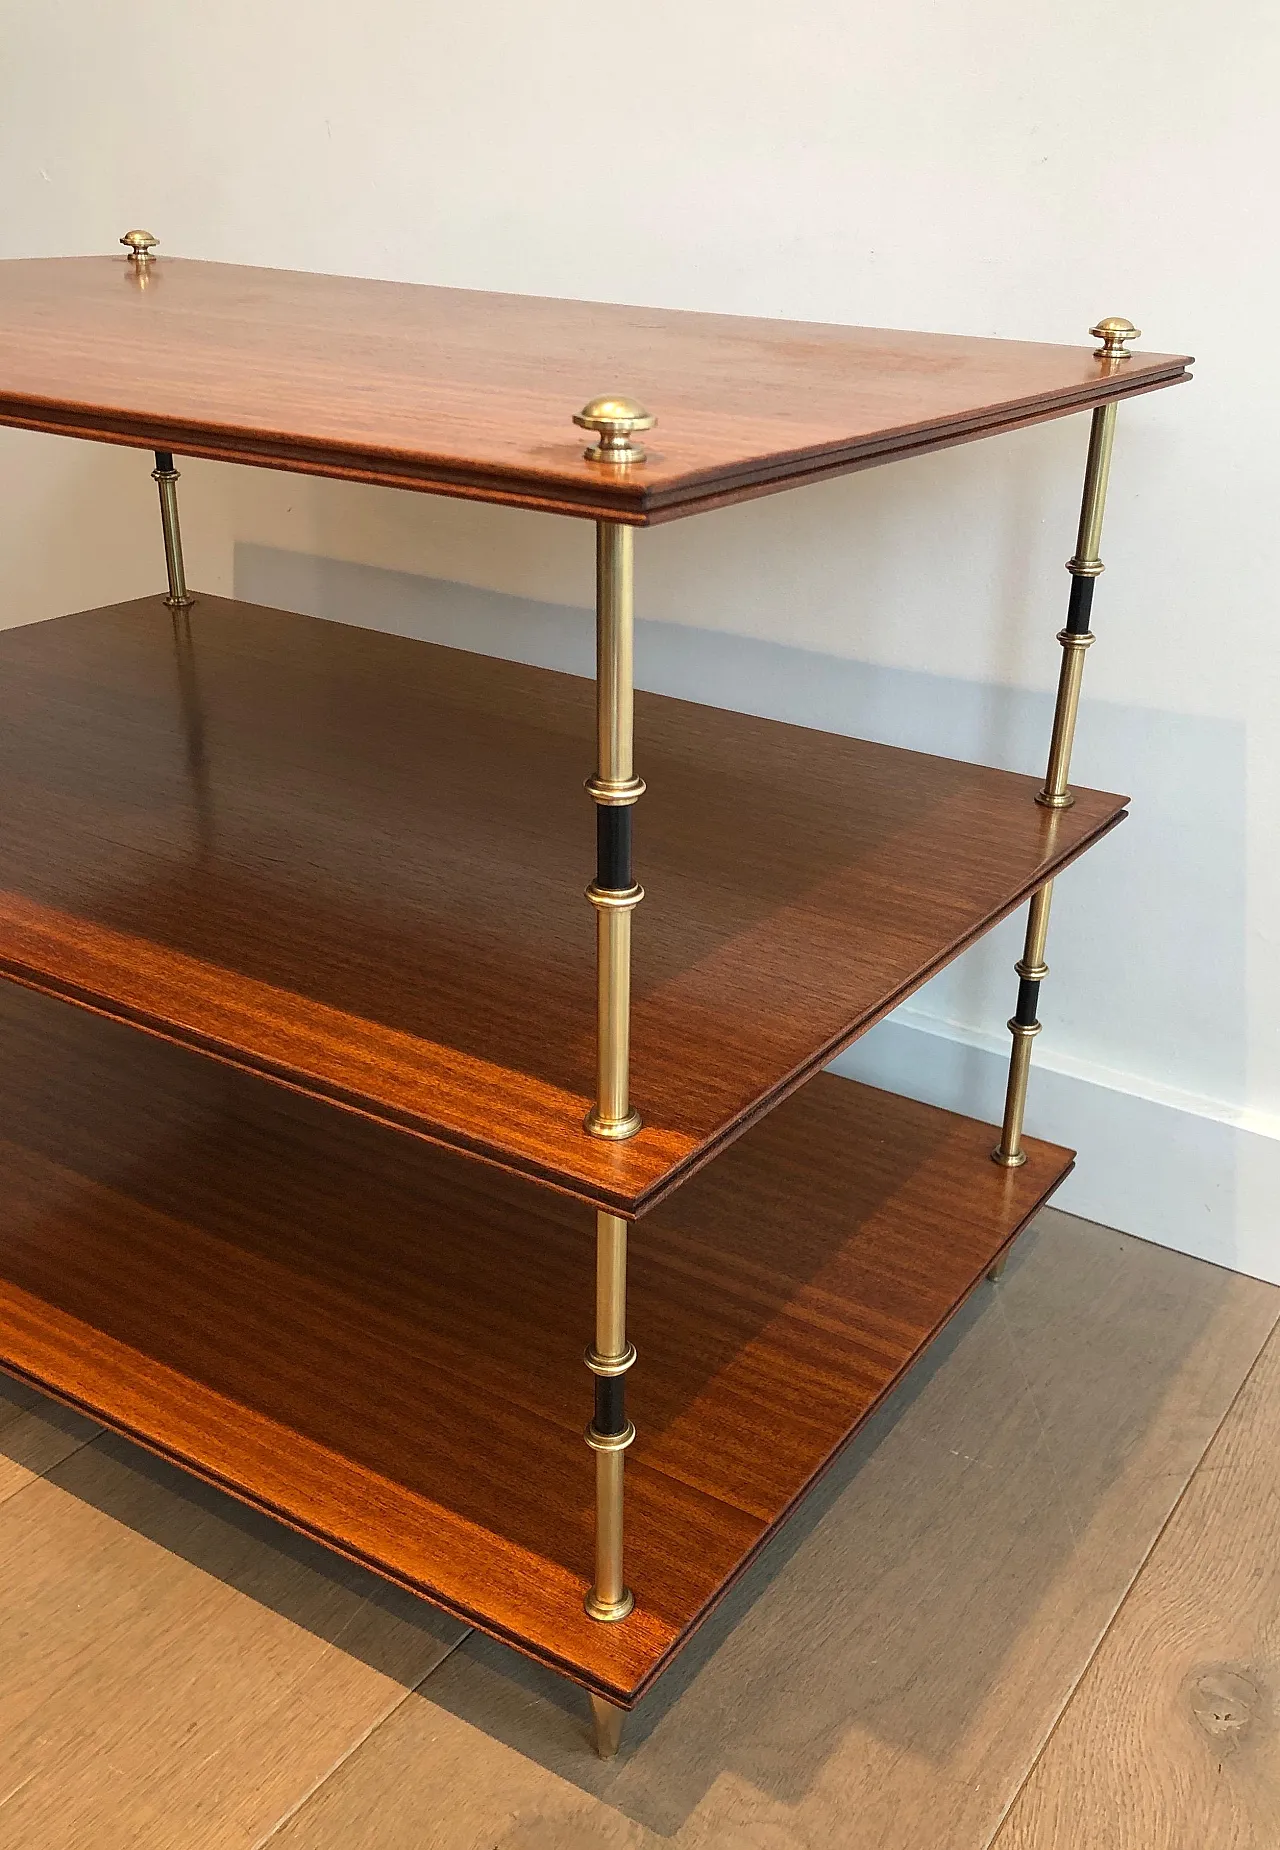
0, 983, 1071, 1705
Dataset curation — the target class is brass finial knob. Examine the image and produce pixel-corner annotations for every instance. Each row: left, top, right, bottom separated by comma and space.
1090, 316, 1140, 360
121, 229, 159, 265
573, 395, 656, 465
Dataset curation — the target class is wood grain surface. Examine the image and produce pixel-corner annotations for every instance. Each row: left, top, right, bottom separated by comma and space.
0, 981, 1071, 1704
996, 1323, 1280, 1850
260, 1215, 1279, 1850
0, 593, 1126, 1213
0, 257, 1191, 522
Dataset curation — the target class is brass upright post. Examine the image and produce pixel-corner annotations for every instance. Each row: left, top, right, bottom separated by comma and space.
584, 517, 644, 1141
152, 451, 194, 611
584, 1209, 636, 1624
573, 395, 655, 1645
121, 233, 194, 612
992, 318, 1139, 1170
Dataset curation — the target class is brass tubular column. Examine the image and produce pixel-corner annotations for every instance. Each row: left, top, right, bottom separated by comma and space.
572, 395, 656, 1651
152, 451, 195, 611
584, 1209, 636, 1624
991, 880, 1051, 1169
584, 515, 644, 1141
993, 317, 1139, 1169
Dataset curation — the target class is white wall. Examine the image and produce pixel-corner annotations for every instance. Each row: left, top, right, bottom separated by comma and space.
2, 1, 1277, 1279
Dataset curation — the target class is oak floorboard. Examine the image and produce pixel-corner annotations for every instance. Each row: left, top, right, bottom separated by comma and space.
995, 1323, 1280, 1850
0, 1371, 97, 1508
265, 1214, 1278, 1850
0, 980, 1072, 1703
0, 1435, 466, 1850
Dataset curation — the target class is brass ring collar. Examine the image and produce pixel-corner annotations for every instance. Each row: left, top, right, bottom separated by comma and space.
583, 1104, 643, 1141
585, 774, 646, 807
585, 1342, 637, 1378
584, 1588, 635, 1623
586, 882, 644, 912
584, 1420, 636, 1454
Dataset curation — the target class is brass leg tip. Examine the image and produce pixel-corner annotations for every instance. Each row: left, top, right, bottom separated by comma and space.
991, 1145, 1028, 1169
584, 1587, 635, 1623
589, 1694, 626, 1758
584, 1107, 642, 1141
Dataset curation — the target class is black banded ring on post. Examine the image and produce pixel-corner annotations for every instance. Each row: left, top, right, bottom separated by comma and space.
576, 406, 652, 1144
992, 881, 1051, 1169
992, 317, 1138, 1172
583, 1210, 636, 1625
573, 398, 654, 1649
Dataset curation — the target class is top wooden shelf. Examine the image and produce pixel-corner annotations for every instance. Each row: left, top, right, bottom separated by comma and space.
0, 256, 1190, 524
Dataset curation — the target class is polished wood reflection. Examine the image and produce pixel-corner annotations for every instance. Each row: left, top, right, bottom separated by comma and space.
0, 983, 1073, 1701
0, 594, 1125, 1212
0, 258, 1191, 521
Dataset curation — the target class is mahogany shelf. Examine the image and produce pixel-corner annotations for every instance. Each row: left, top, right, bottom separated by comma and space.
0, 257, 1190, 523
0, 592, 1125, 1215
0, 252, 1188, 1743
0, 981, 1071, 1704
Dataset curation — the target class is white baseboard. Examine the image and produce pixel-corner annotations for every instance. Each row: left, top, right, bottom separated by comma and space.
835, 1012, 1280, 1287
236, 545, 1278, 1289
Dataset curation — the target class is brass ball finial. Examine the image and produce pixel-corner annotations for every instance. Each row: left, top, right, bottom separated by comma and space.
120, 229, 159, 265
573, 395, 656, 465
1090, 316, 1140, 360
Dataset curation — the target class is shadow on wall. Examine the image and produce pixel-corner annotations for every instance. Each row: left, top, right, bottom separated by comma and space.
235, 539, 1246, 1111
237, 546, 1254, 1273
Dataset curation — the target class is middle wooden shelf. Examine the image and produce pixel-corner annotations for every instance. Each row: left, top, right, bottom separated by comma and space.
0, 591, 1125, 1214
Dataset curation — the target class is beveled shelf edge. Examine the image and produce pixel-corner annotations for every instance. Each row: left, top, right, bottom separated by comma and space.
0, 961, 626, 1220
642, 369, 1191, 525
623, 1155, 1075, 1706
0, 793, 1121, 1224
0, 1092, 1074, 1708
0, 365, 1190, 528
0, 1341, 556, 1672
0, 1338, 672, 1706
0, 1152, 1076, 1708
637, 814, 1124, 1220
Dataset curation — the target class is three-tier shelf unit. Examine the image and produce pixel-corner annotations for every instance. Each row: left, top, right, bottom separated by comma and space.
0, 236, 1189, 1757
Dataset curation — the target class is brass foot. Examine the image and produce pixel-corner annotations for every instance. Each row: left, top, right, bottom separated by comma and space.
987, 1250, 1009, 1283
589, 1693, 626, 1758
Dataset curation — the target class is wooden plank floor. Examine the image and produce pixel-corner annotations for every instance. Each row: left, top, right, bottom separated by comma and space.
0, 982, 1072, 1703
995, 1315, 1280, 1850
0, 1426, 466, 1848
0, 1209, 1275, 1848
